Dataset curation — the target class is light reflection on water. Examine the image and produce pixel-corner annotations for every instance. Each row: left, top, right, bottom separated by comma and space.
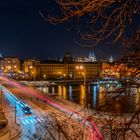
80, 85, 85, 105
93, 85, 97, 107
38, 82, 140, 113
62, 86, 67, 99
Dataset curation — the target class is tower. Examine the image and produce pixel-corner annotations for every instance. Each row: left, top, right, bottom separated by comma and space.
0, 53, 2, 59
89, 49, 96, 62
109, 56, 113, 63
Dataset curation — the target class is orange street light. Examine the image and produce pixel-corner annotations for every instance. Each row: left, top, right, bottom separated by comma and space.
76, 65, 86, 90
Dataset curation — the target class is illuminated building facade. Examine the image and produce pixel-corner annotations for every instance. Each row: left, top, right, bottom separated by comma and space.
16, 53, 102, 80
77, 49, 97, 62
3, 57, 20, 75
35, 62, 102, 80
34, 53, 102, 80
22, 59, 40, 79
0, 54, 3, 72
109, 56, 113, 63
89, 49, 96, 62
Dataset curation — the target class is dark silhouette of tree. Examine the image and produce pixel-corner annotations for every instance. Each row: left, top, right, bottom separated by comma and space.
40, 0, 140, 46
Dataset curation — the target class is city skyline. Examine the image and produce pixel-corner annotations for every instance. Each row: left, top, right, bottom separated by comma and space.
0, 1, 139, 140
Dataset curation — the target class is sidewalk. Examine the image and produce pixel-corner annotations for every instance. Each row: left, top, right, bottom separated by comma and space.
8, 116, 22, 140
3, 101, 22, 140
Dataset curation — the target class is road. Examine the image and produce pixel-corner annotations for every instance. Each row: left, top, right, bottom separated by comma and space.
3, 82, 89, 140
3, 77, 140, 140
2, 85, 54, 140
1, 76, 104, 139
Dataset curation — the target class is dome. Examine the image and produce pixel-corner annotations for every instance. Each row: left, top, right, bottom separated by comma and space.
63, 52, 73, 63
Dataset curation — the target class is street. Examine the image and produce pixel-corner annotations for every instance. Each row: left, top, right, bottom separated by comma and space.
3, 82, 89, 140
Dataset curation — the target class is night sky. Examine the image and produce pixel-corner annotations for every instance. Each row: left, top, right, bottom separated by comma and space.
0, 0, 138, 60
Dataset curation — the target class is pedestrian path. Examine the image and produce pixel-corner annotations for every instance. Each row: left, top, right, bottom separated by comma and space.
2, 100, 22, 139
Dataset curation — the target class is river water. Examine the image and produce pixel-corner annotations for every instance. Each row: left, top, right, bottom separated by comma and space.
37, 80, 140, 113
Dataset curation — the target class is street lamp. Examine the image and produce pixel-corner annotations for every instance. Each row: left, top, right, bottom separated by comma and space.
31, 71, 36, 87
29, 65, 33, 80
43, 74, 46, 80
42, 74, 47, 91
76, 65, 88, 108
14, 102, 17, 123
76, 65, 86, 91
14, 101, 19, 124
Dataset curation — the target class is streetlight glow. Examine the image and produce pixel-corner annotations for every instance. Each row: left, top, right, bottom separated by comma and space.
76, 65, 86, 90
29, 66, 33, 69
80, 66, 83, 69
76, 66, 79, 69
76, 65, 84, 70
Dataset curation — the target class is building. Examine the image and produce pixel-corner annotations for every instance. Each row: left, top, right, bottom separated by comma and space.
109, 56, 113, 63
0, 53, 2, 59
89, 49, 96, 62
35, 53, 102, 80
77, 49, 97, 62
22, 59, 40, 79
0, 54, 3, 73
3, 57, 20, 77
36, 62, 102, 80
74, 62, 102, 79
0, 62, 3, 73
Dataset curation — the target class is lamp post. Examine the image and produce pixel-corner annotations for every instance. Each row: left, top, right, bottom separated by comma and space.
76, 65, 86, 91
14, 101, 20, 124
14, 102, 17, 124
31, 71, 36, 87
42, 74, 46, 91
29, 65, 33, 80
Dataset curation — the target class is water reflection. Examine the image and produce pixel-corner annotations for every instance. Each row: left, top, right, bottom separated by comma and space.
62, 86, 67, 99
98, 86, 106, 108
37, 82, 140, 113
93, 85, 97, 108
80, 85, 85, 105
58, 85, 62, 97
68, 86, 73, 101
52, 87, 55, 94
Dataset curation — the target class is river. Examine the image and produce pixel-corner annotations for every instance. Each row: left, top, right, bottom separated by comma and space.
36, 80, 140, 113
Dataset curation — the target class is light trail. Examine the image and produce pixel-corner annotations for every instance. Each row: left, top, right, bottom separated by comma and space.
2, 86, 32, 115
2, 76, 104, 140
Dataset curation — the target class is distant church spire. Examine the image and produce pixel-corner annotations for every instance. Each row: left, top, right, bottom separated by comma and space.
0, 53, 2, 59
89, 49, 96, 62
109, 56, 113, 63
